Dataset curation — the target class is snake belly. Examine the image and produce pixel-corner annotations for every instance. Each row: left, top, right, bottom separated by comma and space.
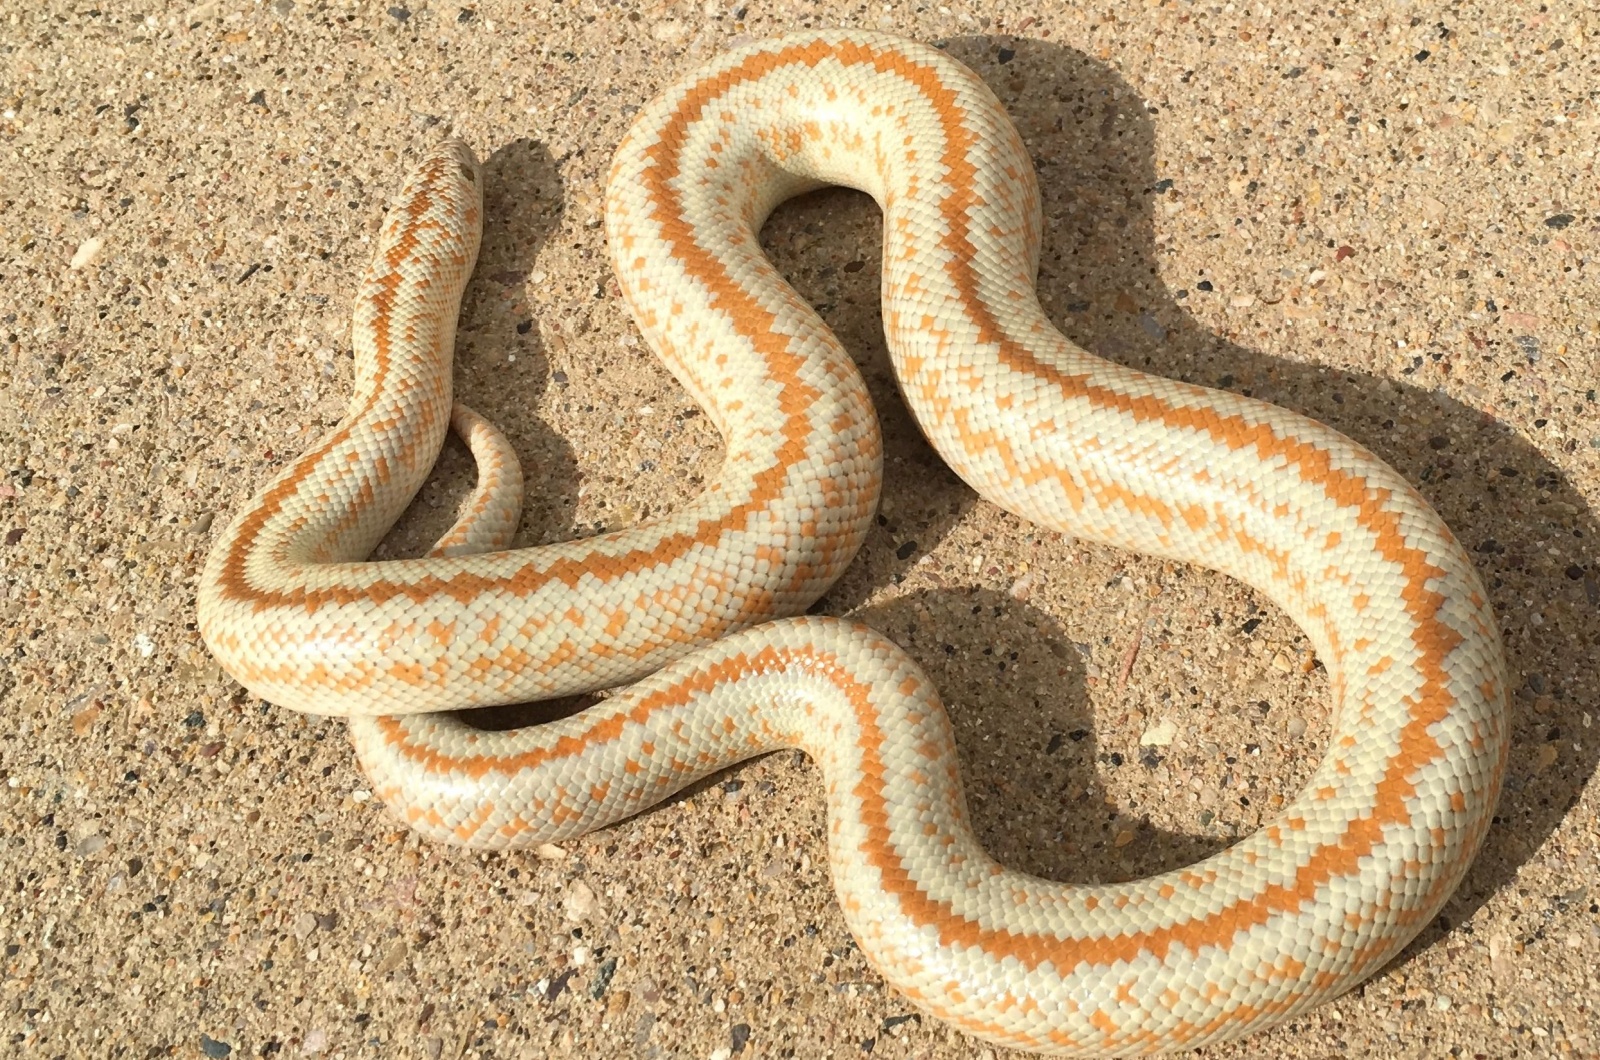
197, 30, 1509, 1057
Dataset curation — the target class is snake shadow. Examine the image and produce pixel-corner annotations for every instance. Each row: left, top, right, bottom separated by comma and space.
759, 35, 1598, 972
372, 138, 581, 557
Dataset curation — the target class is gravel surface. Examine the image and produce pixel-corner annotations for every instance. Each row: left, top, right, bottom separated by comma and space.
2, 2, 1597, 1056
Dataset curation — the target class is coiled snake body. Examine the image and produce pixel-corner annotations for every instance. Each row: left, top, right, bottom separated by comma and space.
197, 31, 1508, 1056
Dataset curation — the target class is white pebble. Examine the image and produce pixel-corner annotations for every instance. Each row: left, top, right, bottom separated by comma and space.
69, 236, 104, 271
1139, 719, 1176, 747
564, 879, 598, 921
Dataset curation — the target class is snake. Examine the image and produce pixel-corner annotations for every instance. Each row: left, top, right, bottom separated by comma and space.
196, 30, 1509, 1056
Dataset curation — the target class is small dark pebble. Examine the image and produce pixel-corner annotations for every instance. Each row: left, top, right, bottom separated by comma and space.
1151, 178, 1174, 193
127, 857, 143, 876
1428, 435, 1449, 450
248, 89, 268, 108
1195, 280, 1213, 292
387, 6, 411, 20
881, 1014, 921, 1032
589, 956, 618, 999
1241, 617, 1263, 634
199, 1035, 233, 1058
315, 911, 339, 931
1283, 66, 1305, 78
895, 540, 917, 561
1544, 214, 1575, 229
860, 1038, 876, 1054
3, 527, 22, 546
1068, 728, 1089, 742
457, 7, 476, 22
1414, 49, 1431, 61
551, 370, 568, 383
1566, 565, 1586, 580
996, 47, 1015, 63
721, 779, 743, 793
516, 320, 533, 334
1046, 733, 1064, 754
731, 1023, 752, 1054
5, 944, 20, 957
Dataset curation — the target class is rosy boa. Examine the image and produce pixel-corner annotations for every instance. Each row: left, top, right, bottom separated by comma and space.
197, 30, 1509, 1056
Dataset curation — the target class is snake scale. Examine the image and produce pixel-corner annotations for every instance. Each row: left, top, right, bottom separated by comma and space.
197, 30, 1509, 1055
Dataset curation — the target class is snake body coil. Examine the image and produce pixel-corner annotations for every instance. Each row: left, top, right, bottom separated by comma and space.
198, 31, 1509, 1055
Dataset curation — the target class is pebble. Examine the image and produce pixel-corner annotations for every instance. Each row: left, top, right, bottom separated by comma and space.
1285, 716, 1308, 739
199, 1035, 232, 1058
1535, 743, 1559, 772
75, 834, 108, 857
68, 236, 104, 271
652, 19, 688, 42
1137, 312, 1167, 342
563, 879, 598, 921
374, 940, 408, 975
604, 988, 631, 1020
1138, 719, 1176, 747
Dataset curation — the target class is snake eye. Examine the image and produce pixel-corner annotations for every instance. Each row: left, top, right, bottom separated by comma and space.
459, 162, 477, 185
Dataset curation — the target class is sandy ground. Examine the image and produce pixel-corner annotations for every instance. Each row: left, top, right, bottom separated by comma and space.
3, 1, 1598, 1057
